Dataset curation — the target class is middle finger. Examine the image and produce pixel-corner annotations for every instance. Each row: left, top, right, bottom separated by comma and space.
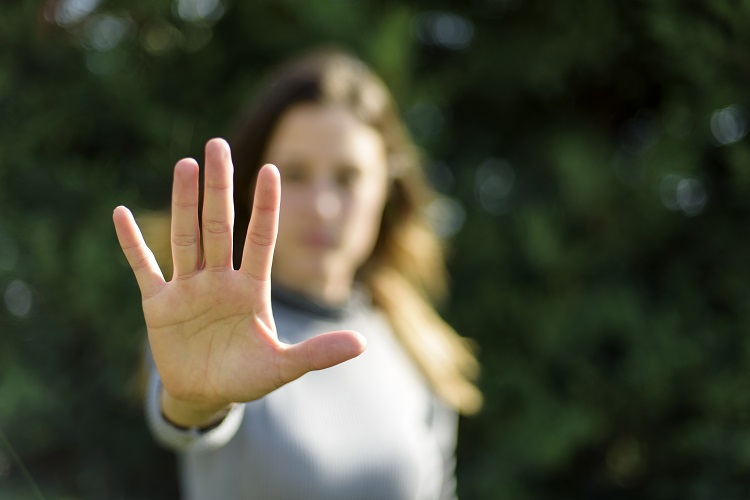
201, 138, 235, 270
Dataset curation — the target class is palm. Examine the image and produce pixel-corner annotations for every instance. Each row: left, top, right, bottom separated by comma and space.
113, 139, 365, 410
143, 271, 280, 405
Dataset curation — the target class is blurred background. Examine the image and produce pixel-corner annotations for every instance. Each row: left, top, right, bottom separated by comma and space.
3, 0, 750, 498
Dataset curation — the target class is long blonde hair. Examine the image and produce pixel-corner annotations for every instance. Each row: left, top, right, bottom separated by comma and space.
144, 48, 482, 414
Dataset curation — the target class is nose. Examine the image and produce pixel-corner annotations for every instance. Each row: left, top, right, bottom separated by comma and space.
312, 181, 342, 220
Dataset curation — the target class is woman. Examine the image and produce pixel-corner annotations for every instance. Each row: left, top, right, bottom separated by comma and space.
113, 49, 481, 499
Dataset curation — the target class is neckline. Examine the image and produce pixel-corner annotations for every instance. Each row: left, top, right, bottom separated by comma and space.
270, 282, 367, 319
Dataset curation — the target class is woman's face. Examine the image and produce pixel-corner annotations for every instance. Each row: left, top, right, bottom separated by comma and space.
262, 103, 389, 303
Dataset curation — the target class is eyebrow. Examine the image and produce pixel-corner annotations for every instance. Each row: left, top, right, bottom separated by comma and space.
271, 155, 369, 171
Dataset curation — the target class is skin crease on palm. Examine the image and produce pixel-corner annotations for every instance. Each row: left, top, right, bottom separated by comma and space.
111, 104, 388, 427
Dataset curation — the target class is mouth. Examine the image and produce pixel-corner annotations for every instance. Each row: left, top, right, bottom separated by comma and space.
301, 231, 337, 249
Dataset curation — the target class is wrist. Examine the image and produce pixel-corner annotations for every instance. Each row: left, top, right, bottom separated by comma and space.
160, 388, 234, 430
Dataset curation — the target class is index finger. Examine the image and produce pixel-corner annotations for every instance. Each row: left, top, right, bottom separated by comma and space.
239, 164, 280, 282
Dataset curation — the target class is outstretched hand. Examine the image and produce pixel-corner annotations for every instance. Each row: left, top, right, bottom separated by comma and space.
113, 138, 366, 426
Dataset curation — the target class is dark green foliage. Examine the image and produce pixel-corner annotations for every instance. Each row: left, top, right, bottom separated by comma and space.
2, 0, 750, 498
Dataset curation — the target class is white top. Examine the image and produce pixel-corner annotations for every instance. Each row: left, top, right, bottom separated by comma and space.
145, 285, 459, 500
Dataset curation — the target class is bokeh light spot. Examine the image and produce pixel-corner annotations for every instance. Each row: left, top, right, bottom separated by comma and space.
141, 22, 183, 55
174, 0, 225, 23
660, 174, 708, 216
426, 196, 466, 238
411, 11, 474, 50
405, 102, 445, 142
53, 0, 101, 27
83, 14, 134, 51
475, 158, 515, 215
4, 280, 32, 319
710, 104, 748, 145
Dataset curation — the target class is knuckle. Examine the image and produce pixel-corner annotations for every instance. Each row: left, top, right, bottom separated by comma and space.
206, 181, 231, 192
172, 199, 197, 209
248, 230, 273, 247
203, 219, 232, 236
130, 254, 152, 272
173, 233, 198, 247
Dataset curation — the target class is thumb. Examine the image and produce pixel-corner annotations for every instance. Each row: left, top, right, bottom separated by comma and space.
279, 330, 367, 383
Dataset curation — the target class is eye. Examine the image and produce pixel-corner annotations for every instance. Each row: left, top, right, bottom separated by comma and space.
279, 162, 308, 184
335, 166, 361, 188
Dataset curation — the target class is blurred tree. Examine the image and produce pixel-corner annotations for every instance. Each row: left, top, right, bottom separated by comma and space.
2, 0, 750, 498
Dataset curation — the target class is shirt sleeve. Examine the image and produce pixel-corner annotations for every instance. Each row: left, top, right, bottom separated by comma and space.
144, 368, 245, 453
